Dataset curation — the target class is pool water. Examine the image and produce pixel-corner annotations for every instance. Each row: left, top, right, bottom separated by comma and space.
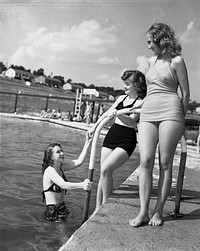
0, 116, 139, 251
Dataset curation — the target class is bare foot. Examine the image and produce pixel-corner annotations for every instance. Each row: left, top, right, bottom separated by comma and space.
148, 212, 163, 226
129, 213, 149, 227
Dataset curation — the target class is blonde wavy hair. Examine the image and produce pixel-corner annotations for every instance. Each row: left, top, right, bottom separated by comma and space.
147, 23, 182, 57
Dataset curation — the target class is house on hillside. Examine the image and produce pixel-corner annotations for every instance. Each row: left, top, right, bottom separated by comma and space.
108, 95, 115, 101
63, 83, 72, 91
35, 75, 46, 85
45, 77, 61, 88
3, 68, 34, 84
35, 75, 62, 88
63, 83, 84, 92
3, 68, 15, 78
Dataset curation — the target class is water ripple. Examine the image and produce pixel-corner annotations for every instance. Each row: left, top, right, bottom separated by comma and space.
0, 116, 139, 251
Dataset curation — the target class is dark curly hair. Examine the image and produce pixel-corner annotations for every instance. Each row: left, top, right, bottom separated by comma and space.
42, 143, 62, 173
147, 23, 182, 57
121, 70, 147, 99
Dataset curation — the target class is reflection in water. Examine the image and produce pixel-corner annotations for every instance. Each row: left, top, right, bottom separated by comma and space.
0, 117, 139, 251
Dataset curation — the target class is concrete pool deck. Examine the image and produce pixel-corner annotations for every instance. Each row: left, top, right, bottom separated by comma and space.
1, 113, 200, 251
58, 144, 200, 251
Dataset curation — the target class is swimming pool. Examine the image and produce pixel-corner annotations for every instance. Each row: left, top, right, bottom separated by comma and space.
0, 116, 140, 251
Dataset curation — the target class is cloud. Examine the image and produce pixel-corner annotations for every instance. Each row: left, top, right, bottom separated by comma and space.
96, 56, 121, 65
97, 72, 122, 89
98, 74, 110, 81
10, 19, 118, 66
0, 21, 3, 36
180, 21, 200, 44
10, 46, 37, 64
25, 27, 50, 46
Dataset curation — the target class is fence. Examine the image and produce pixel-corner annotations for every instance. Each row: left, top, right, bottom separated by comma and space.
0, 91, 112, 123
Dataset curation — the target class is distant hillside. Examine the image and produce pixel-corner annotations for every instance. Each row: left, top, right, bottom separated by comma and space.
0, 76, 74, 97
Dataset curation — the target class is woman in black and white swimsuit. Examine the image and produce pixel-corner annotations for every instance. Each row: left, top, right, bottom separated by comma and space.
88, 70, 146, 214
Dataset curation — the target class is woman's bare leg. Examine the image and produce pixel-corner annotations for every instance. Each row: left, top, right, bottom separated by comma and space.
95, 147, 129, 212
149, 121, 184, 226
129, 122, 158, 227
101, 148, 129, 204
95, 147, 112, 212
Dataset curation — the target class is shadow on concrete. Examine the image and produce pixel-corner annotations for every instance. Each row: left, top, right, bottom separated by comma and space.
164, 208, 200, 222
112, 184, 139, 198
112, 184, 200, 224
113, 185, 200, 202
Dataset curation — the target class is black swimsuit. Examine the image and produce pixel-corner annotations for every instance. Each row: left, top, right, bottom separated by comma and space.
103, 96, 139, 157
44, 201, 70, 222
42, 169, 70, 221
115, 95, 139, 113
41, 169, 68, 203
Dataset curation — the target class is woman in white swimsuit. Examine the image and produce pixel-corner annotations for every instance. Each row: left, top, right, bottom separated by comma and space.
129, 23, 190, 227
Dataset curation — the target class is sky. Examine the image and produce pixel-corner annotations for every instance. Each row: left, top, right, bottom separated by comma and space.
1, 0, 200, 101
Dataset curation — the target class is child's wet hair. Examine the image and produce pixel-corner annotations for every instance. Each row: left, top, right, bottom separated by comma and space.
42, 143, 62, 173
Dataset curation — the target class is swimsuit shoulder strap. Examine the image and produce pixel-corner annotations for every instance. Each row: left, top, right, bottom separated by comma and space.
118, 95, 128, 104
116, 95, 128, 110
154, 56, 158, 65
122, 95, 128, 102
61, 169, 68, 182
131, 96, 140, 106
122, 96, 140, 111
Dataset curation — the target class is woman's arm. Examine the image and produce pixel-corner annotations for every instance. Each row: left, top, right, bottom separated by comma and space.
73, 132, 92, 167
88, 96, 124, 134
116, 100, 144, 126
62, 133, 92, 171
47, 167, 92, 190
116, 113, 139, 126
173, 56, 190, 116
125, 99, 144, 115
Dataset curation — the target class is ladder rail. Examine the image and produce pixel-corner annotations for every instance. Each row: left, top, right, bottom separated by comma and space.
74, 88, 83, 118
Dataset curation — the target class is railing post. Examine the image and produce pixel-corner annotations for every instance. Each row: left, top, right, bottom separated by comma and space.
170, 134, 187, 218
14, 90, 21, 114
82, 116, 110, 223
96, 103, 101, 122
72, 99, 76, 117
45, 94, 52, 111
91, 101, 95, 123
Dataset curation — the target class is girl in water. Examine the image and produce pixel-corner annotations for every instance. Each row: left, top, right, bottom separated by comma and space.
42, 133, 92, 222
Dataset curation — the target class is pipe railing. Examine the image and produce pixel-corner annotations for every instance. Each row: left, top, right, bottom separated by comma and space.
0, 91, 111, 122
170, 134, 187, 217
